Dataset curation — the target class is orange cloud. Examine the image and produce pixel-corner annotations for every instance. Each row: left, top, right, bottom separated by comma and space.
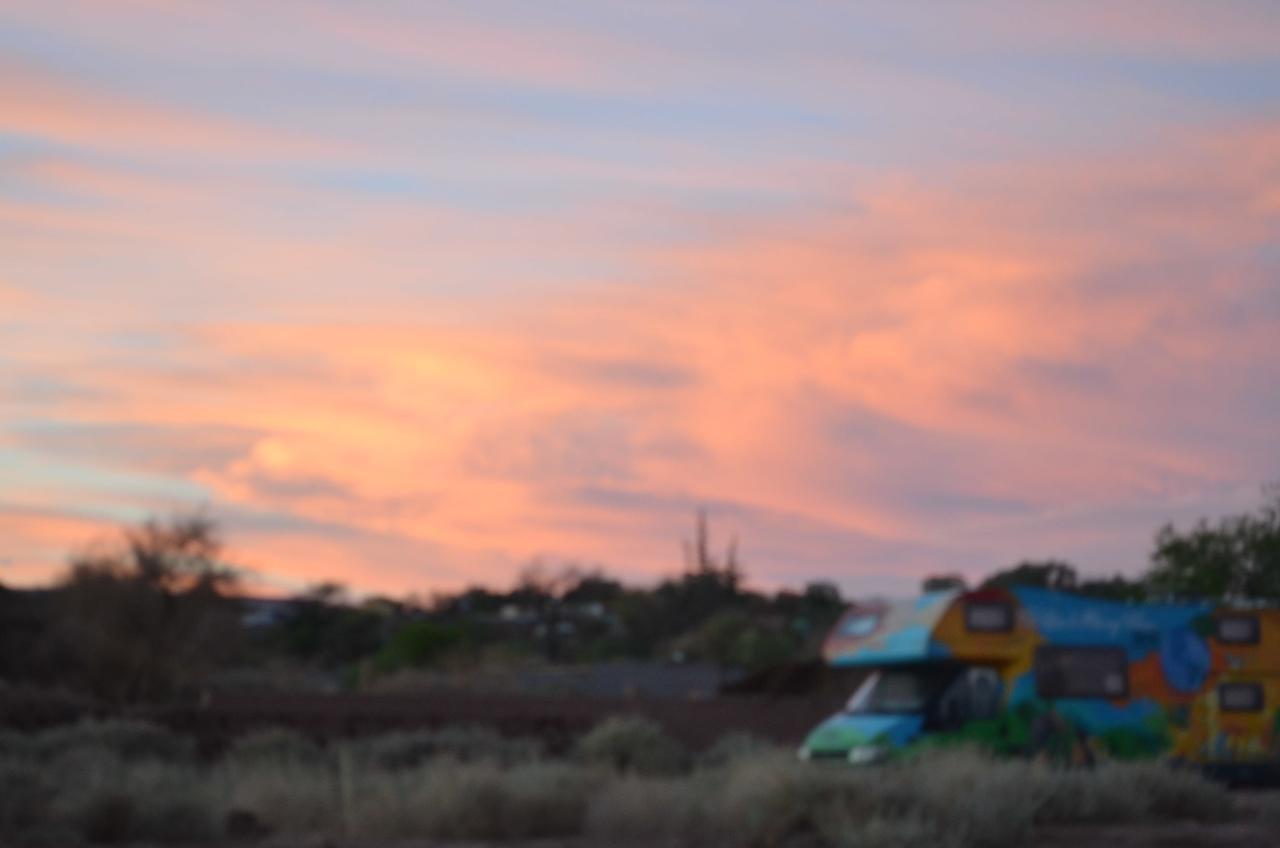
0, 508, 115, 585
0, 56, 347, 162
4, 120, 1279, 595
0, 282, 36, 313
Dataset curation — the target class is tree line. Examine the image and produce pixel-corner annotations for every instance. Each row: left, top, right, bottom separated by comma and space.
923, 486, 1280, 603
2, 491, 1278, 706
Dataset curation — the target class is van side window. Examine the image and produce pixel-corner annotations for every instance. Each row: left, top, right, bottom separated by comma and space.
930, 667, 1003, 730
1218, 682, 1264, 712
1034, 646, 1129, 700
1215, 615, 1260, 645
965, 601, 1014, 633
968, 667, 1003, 719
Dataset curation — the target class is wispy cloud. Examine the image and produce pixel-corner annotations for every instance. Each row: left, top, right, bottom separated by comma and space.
2, 3, 1278, 595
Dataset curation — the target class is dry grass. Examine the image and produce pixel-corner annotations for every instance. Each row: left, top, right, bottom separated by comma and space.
0, 758, 57, 838
573, 715, 688, 775
697, 731, 781, 768
49, 755, 221, 843
0, 723, 1242, 847
224, 726, 324, 766
351, 724, 544, 769
584, 773, 708, 843
1030, 760, 1232, 825
222, 759, 338, 835
1261, 792, 1280, 825
29, 718, 195, 763
349, 759, 594, 840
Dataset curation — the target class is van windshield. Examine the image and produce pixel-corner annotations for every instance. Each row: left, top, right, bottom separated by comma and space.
845, 667, 954, 715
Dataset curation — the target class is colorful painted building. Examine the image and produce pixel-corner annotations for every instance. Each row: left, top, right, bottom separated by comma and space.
799, 587, 1280, 780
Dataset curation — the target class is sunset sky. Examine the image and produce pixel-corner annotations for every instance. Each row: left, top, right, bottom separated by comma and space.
2, 2, 1279, 598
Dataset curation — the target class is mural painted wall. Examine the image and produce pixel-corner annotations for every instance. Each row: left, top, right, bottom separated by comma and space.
812, 589, 1280, 767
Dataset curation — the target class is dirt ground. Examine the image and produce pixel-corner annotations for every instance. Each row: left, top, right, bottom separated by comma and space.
255, 825, 1279, 848
116, 819, 1280, 848
21, 793, 1276, 848
1034, 791, 1280, 847
170, 830, 1280, 848
44, 830, 1274, 848
1033, 822, 1277, 848
260, 820, 1280, 848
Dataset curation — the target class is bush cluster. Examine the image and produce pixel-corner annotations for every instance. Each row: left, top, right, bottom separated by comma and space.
0, 719, 1239, 847
224, 727, 324, 766
26, 719, 196, 764
351, 724, 544, 769
572, 715, 688, 774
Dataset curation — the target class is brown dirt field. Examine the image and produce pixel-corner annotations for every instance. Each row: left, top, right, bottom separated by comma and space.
1033, 822, 1277, 848
18, 793, 1276, 848
1035, 791, 1279, 847
29, 833, 1268, 848
252, 828, 1279, 848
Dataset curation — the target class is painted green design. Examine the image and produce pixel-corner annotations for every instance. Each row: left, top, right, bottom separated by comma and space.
908, 702, 1041, 758
810, 588, 1279, 771
807, 722, 872, 752
1098, 726, 1168, 760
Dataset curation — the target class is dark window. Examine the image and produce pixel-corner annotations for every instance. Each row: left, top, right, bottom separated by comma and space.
930, 667, 1004, 730
1218, 682, 1264, 713
1215, 615, 1260, 645
1034, 646, 1129, 699
846, 666, 955, 715
965, 601, 1014, 633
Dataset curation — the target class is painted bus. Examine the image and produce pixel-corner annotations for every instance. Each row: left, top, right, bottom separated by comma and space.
798, 587, 1280, 781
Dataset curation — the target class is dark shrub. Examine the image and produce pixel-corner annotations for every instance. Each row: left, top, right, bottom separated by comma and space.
698, 731, 777, 768
573, 716, 687, 775
227, 727, 324, 766
35, 719, 194, 763
80, 793, 134, 844
355, 726, 541, 769
225, 808, 273, 840
0, 759, 54, 836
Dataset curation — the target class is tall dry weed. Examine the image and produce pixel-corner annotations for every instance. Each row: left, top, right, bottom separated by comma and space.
1031, 760, 1231, 825
585, 773, 708, 843
347, 758, 593, 840
0, 723, 1248, 847
223, 759, 338, 835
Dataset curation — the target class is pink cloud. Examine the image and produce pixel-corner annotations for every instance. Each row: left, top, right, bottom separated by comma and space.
0, 57, 347, 161
0, 508, 117, 585
943, 1, 1280, 61
4, 120, 1279, 595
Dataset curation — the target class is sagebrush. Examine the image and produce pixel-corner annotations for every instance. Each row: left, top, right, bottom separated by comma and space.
0, 721, 1238, 847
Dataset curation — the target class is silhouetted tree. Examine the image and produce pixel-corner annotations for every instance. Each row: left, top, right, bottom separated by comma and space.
981, 560, 1079, 592
0, 583, 67, 685
803, 581, 842, 607
769, 581, 845, 644
373, 619, 475, 673
271, 581, 386, 667
561, 570, 625, 606
435, 586, 505, 615
1146, 487, 1280, 601
683, 509, 742, 592
56, 513, 241, 703
653, 510, 746, 635
676, 609, 798, 671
